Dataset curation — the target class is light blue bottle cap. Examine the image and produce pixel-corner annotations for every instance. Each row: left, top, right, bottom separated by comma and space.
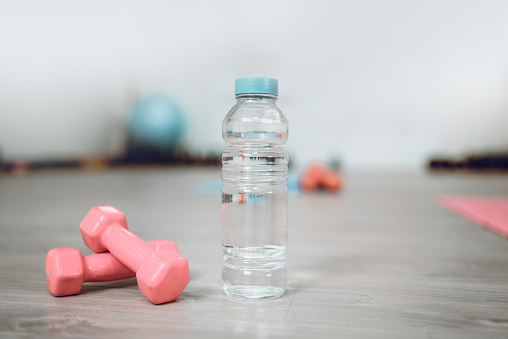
235, 77, 278, 96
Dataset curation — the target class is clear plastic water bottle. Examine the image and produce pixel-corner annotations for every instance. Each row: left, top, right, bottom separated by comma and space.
221, 77, 289, 300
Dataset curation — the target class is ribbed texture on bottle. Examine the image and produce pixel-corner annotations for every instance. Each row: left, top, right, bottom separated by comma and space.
221, 145, 288, 186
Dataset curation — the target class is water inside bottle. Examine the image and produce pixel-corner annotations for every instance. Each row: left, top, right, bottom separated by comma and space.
221, 145, 288, 299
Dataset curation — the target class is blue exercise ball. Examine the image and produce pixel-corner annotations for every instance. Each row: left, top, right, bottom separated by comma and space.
128, 95, 185, 150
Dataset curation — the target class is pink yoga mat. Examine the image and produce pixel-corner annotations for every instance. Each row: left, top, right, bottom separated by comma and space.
440, 196, 508, 238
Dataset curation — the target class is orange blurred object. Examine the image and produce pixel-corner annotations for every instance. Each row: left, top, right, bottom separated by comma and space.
300, 163, 343, 193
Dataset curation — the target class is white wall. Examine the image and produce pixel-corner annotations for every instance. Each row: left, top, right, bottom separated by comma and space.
1, 0, 507, 169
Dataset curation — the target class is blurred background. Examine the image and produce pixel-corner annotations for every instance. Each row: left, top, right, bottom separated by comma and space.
1, 0, 507, 172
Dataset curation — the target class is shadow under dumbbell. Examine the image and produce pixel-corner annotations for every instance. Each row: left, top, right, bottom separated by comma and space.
80, 278, 138, 295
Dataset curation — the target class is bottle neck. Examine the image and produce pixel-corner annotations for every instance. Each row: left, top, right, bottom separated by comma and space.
235, 93, 278, 103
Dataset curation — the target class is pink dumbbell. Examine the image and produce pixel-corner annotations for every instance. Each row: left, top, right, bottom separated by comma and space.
79, 206, 190, 304
46, 239, 178, 297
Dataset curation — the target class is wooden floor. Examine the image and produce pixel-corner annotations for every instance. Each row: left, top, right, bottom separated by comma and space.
1, 168, 508, 338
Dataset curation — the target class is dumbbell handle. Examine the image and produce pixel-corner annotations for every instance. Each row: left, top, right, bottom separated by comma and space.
82, 239, 177, 282
99, 223, 154, 272
82, 252, 134, 282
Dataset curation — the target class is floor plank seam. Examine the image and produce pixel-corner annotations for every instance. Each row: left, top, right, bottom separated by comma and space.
283, 278, 301, 322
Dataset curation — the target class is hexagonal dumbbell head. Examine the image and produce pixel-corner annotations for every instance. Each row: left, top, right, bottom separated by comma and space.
80, 206, 128, 253
46, 240, 179, 297
136, 249, 190, 304
46, 247, 84, 297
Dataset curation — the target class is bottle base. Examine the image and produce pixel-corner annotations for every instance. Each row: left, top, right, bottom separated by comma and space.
221, 247, 287, 300
223, 284, 285, 300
